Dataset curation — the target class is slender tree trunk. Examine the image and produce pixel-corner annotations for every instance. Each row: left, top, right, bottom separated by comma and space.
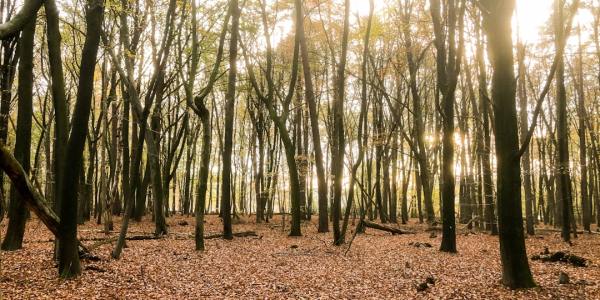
432, 0, 462, 253
575, 26, 590, 232
517, 44, 535, 235
339, 0, 373, 243
195, 102, 211, 250
1, 14, 35, 251
45, 0, 69, 221
0, 27, 18, 221
554, 0, 574, 242
221, 0, 240, 240
331, 0, 350, 245
477, 14, 498, 235
295, 0, 329, 233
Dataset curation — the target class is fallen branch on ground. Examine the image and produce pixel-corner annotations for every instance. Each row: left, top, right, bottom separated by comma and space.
82, 231, 260, 251
531, 248, 589, 267
360, 220, 415, 235
204, 231, 258, 239
345, 220, 414, 255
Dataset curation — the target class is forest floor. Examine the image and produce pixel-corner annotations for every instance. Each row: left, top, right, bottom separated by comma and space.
1, 215, 599, 299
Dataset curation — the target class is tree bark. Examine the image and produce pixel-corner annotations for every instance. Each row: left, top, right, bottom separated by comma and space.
295, 0, 329, 233
1, 13, 35, 251
221, 0, 240, 240
482, 0, 535, 288
57, 0, 104, 278
517, 44, 535, 235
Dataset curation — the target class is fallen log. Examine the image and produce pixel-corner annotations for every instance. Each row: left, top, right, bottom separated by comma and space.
360, 220, 414, 235
86, 235, 161, 251
204, 231, 258, 239
531, 249, 589, 267
345, 220, 413, 255
84, 231, 259, 251
536, 228, 600, 235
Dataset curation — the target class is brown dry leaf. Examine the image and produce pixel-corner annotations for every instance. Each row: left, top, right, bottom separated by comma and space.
1, 216, 599, 299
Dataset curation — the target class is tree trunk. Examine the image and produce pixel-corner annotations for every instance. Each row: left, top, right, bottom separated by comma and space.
482, 0, 535, 288
554, 0, 574, 242
331, 0, 350, 245
221, 0, 240, 240
517, 44, 535, 235
575, 26, 590, 232
477, 14, 498, 235
1, 14, 35, 251
57, 0, 103, 278
295, 0, 329, 233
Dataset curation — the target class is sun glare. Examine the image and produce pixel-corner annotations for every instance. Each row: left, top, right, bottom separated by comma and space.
515, 0, 554, 42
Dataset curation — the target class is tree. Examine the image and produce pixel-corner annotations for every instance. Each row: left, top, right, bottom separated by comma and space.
431, 0, 463, 253
295, 0, 329, 233
331, 0, 350, 245
481, 0, 536, 289
554, 0, 576, 243
1, 11, 36, 251
242, 0, 303, 236
56, 0, 104, 278
221, 0, 240, 240
517, 43, 535, 235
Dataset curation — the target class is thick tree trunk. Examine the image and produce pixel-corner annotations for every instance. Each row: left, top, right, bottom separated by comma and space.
195, 104, 211, 250
57, 0, 103, 278
482, 0, 535, 288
